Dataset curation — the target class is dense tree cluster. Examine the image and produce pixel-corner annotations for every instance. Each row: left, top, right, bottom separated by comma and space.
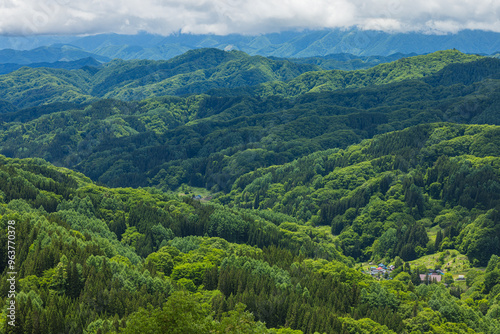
0, 51, 499, 193
221, 124, 500, 265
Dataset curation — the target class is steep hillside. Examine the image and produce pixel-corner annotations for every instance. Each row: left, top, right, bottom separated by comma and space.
0, 67, 93, 107
1, 127, 500, 333
219, 123, 500, 265
0, 154, 351, 333
95, 49, 319, 100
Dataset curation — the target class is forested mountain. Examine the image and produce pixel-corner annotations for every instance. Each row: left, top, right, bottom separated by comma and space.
219, 123, 500, 265
0, 49, 488, 109
1, 46, 500, 334
0, 57, 102, 75
276, 52, 417, 71
0, 46, 109, 64
94, 49, 318, 101
106, 50, 484, 100
214, 50, 483, 97
0, 48, 318, 108
0, 50, 499, 191
1, 123, 500, 333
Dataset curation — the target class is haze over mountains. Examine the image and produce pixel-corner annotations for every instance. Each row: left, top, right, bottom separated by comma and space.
1, 28, 500, 63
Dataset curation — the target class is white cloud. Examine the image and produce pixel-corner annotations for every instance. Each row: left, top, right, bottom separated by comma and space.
0, 0, 499, 36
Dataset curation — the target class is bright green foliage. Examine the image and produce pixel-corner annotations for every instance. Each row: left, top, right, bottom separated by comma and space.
0, 66, 94, 107
121, 291, 214, 334
222, 124, 500, 263
361, 283, 399, 310
220, 50, 483, 98
213, 303, 270, 333
338, 317, 397, 334
121, 291, 274, 334
457, 210, 500, 266
145, 248, 175, 275
0, 127, 499, 334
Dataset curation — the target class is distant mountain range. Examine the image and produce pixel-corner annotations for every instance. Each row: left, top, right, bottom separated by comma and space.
0, 45, 418, 76
1, 28, 499, 62
0, 45, 110, 64
0, 57, 103, 75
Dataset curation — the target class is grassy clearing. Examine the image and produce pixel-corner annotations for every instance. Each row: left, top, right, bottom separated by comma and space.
176, 185, 213, 200
409, 249, 471, 278
426, 225, 442, 243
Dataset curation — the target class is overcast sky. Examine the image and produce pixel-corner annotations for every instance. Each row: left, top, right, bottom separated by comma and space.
0, 0, 499, 36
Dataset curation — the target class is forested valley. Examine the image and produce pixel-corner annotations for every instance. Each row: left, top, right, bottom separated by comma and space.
1, 48, 500, 333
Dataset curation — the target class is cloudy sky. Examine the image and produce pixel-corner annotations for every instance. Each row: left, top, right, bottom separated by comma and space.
0, 0, 499, 36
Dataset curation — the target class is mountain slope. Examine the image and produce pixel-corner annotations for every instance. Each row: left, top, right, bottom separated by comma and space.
0, 49, 487, 109
1, 45, 500, 334
0, 154, 375, 334
218, 123, 500, 265
1, 125, 500, 333
93, 48, 320, 100
0, 57, 102, 75
215, 50, 484, 98
0, 66, 94, 107
0, 56, 499, 191
0, 48, 319, 108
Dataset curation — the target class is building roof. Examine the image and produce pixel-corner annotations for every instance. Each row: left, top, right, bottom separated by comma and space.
419, 274, 442, 283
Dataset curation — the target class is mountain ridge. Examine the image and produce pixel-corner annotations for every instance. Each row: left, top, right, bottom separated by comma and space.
0, 57, 102, 75
210, 50, 486, 98
0, 49, 489, 108
2, 29, 500, 60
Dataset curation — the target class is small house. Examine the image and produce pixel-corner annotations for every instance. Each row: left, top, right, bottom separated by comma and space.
419, 273, 442, 284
